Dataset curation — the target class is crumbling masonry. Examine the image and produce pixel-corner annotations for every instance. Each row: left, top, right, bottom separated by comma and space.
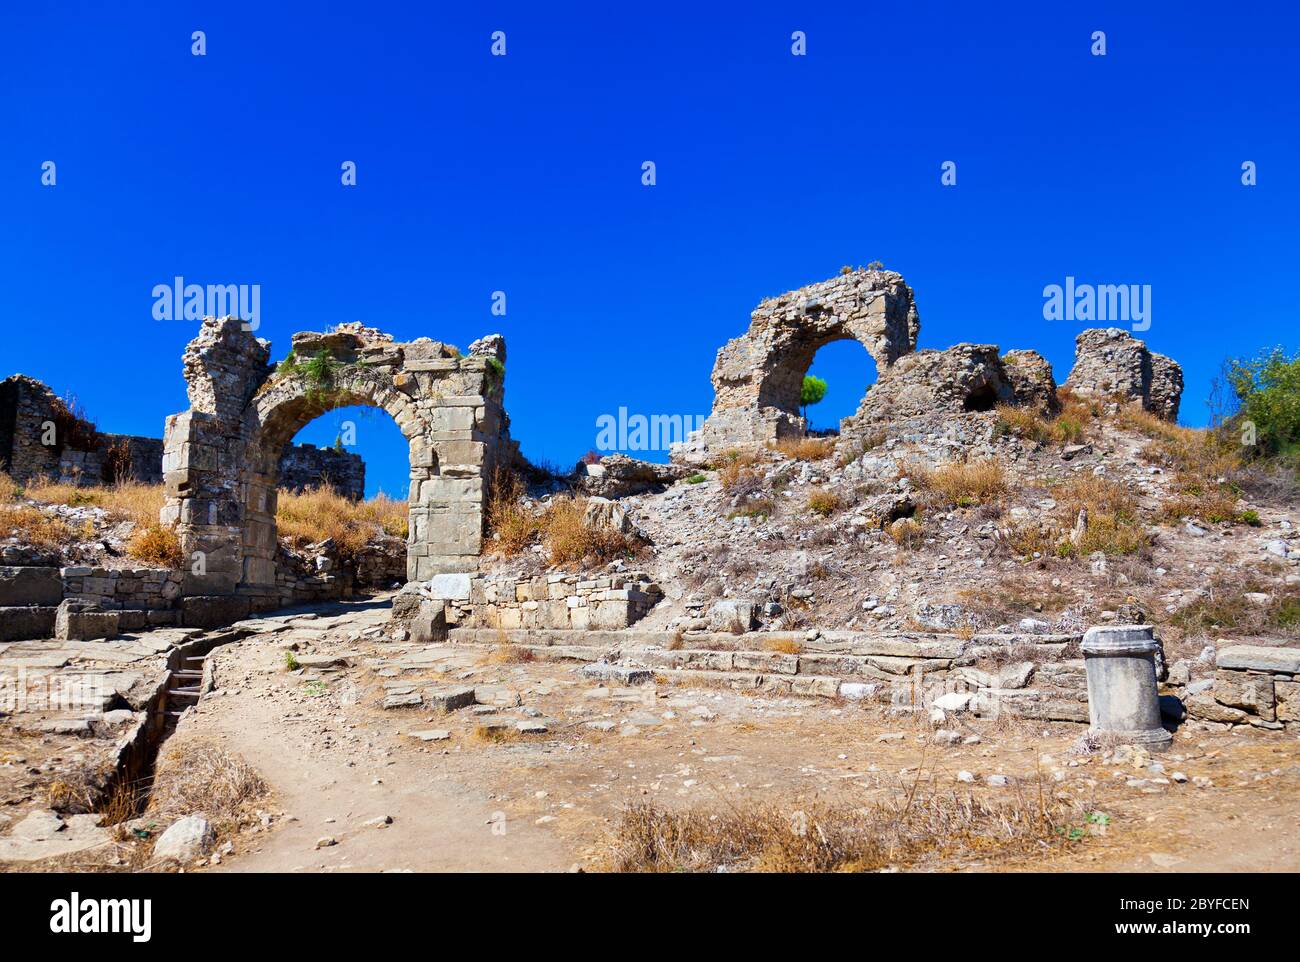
672, 269, 1183, 464
161, 319, 516, 610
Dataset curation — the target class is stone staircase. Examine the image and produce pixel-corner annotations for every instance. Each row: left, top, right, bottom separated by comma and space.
447, 626, 1091, 722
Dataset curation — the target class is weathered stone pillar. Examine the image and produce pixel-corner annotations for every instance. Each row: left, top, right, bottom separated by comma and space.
1082, 625, 1171, 749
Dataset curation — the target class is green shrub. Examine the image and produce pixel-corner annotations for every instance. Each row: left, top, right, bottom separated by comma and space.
1228, 347, 1300, 458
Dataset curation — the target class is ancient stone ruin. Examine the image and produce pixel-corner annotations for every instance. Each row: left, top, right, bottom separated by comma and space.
161, 319, 516, 611
0, 373, 365, 498
673, 268, 1182, 465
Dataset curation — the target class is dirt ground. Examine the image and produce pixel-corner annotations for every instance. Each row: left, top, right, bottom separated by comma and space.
172, 605, 1300, 873
2, 598, 1297, 873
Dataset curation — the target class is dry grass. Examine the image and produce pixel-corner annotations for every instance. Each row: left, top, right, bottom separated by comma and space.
806, 488, 842, 517
125, 522, 185, 567
1050, 475, 1146, 557
911, 459, 1007, 508
540, 496, 638, 565
770, 436, 834, 461
595, 783, 1088, 873
718, 458, 763, 496
1167, 573, 1300, 640
487, 469, 638, 563
0, 504, 77, 548
20, 479, 166, 525
1117, 404, 1241, 480
762, 637, 803, 654
275, 485, 407, 560
146, 738, 268, 839
472, 724, 520, 745
484, 642, 536, 664
486, 466, 539, 554
888, 516, 925, 549
0, 472, 19, 503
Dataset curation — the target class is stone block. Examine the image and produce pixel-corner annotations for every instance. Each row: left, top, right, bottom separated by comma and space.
1276, 681, 1300, 722
1216, 645, 1300, 675
0, 606, 57, 640
411, 603, 447, 644
54, 600, 120, 641
1214, 669, 1275, 719
180, 595, 251, 629
427, 573, 472, 601
0, 566, 63, 606
424, 685, 476, 713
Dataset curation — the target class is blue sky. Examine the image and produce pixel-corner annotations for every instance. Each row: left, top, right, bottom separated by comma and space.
3, 2, 1297, 497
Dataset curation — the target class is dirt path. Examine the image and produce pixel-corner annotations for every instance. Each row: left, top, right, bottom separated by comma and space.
197, 683, 574, 873
157, 600, 1300, 875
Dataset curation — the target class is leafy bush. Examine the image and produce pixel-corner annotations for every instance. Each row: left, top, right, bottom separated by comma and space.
1227, 347, 1300, 458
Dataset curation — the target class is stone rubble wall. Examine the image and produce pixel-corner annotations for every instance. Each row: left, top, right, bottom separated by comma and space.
423, 570, 664, 631
0, 373, 365, 494
276, 443, 365, 499
1183, 644, 1298, 731
1063, 328, 1183, 421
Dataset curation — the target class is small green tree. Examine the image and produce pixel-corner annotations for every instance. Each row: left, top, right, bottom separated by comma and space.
801, 375, 827, 421
1228, 347, 1300, 457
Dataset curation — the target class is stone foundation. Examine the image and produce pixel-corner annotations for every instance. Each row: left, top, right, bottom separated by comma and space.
424, 571, 664, 631
1185, 644, 1299, 731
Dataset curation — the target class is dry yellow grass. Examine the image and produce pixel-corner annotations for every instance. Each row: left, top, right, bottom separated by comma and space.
770, 436, 834, 461
888, 516, 925, 549
595, 787, 1087, 873
145, 738, 267, 838
911, 459, 1007, 507
275, 485, 408, 560
1048, 475, 1147, 557
486, 467, 539, 554
0, 472, 19, 503
806, 488, 842, 516
487, 468, 638, 563
1116, 403, 1241, 480
126, 522, 185, 567
718, 457, 763, 494
762, 637, 802, 654
0, 504, 76, 548
19, 479, 165, 525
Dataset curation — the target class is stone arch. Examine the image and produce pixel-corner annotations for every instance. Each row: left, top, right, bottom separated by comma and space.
677, 269, 919, 459
161, 318, 516, 611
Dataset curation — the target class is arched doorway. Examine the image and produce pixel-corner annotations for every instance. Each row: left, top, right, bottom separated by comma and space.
161, 319, 516, 608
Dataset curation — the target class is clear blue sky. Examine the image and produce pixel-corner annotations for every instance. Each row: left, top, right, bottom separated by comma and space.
3, 2, 1297, 497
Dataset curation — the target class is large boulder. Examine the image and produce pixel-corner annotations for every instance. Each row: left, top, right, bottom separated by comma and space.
153, 815, 215, 862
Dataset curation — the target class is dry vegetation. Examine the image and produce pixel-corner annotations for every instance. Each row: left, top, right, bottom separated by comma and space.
125, 523, 185, 567
770, 436, 835, 461
994, 390, 1101, 446
144, 738, 268, 842
275, 484, 408, 560
486, 467, 640, 565
596, 782, 1092, 873
911, 459, 1007, 508
806, 488, 842, 516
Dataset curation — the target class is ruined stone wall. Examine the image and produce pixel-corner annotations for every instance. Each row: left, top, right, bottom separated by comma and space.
0, 374, 363, 492
276, 443, 365, 499
1063, 328, 1183, 420
676, 270, 1184, 465
421, 570, 663, 631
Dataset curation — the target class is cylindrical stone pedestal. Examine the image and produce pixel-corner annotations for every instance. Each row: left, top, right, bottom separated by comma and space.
1082, 625, 1172, 749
